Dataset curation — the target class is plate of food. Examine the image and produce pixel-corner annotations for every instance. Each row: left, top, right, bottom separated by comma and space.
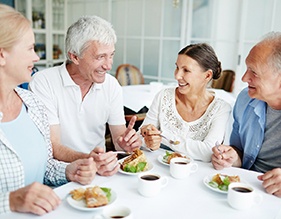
203, 173, 241, 194
157, 151, 192, 166
118, 149, 153, 175
67, 186, 116, 211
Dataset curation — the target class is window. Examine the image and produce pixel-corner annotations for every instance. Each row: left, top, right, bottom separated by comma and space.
67, 0, 281, 94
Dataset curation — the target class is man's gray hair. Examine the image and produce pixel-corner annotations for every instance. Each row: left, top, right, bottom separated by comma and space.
259, 32, 281, 73
65, 15, 117, 61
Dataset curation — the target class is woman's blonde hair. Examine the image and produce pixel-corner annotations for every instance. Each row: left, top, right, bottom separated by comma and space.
0, 4, 31, 50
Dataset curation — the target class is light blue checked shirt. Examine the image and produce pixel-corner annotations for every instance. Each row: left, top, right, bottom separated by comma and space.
0, 87, 68, 214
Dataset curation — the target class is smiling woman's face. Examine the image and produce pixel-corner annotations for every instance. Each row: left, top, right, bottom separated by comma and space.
174, 54, 210, 95
2, 27, 39, 86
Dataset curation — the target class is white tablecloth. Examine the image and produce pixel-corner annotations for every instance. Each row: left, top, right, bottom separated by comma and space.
4, 149, 281, 219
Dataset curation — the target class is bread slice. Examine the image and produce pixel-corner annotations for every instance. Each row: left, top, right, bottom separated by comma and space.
167, 152, 186, 164
69, 187, 86, 201
84, 186, 108, 208
212, 174, 240, 185
121, 149, 148, 171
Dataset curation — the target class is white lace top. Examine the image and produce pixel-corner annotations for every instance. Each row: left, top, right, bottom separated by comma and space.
141, 87, 232, 161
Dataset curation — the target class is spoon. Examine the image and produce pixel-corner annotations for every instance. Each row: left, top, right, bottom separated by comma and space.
160, 134, 180, 145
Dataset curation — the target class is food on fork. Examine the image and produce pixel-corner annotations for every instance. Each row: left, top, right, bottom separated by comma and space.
120, 149, 148, 173
70, 186, 111, 208
209, 174, 240, 191
163, 151, 186, 164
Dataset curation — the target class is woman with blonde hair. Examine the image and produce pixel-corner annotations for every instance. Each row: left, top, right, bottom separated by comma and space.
0, 4, 97, 215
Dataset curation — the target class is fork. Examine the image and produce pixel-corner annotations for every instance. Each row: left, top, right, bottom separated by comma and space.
160, 134, 180, 145
215, 141, 223, 157
112, 151, 133, 155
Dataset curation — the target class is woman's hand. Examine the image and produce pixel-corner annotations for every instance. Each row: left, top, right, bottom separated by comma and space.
140, 124, 161, 151
9, 182, 61, 215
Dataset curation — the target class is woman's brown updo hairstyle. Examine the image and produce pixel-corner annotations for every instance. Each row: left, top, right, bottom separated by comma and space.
178, 43, 222, 80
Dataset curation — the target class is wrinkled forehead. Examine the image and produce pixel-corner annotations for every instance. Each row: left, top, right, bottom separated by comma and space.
246, 44, 271, 66
84, 40, 115, 55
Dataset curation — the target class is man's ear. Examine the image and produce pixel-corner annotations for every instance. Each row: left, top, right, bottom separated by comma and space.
0, 48, 6, 66
68, 52, 80, 65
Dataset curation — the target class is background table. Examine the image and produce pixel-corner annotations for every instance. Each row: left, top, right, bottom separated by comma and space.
122, 84, 236, 113
4, 149, 281, 219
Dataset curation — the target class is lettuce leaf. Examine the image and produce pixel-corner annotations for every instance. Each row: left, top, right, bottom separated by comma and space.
136, 162, 147, 172
101, 187, 111, 201
163, 151, 172, 163
123, 162, 147, 173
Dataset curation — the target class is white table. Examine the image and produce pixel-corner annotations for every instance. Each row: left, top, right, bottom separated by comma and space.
4, 149, 281, 219
122, 84, 236, 113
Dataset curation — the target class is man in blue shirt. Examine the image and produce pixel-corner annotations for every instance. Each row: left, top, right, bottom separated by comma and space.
211, 32, 281, 198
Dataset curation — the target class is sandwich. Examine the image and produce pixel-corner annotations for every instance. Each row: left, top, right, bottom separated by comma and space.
120, 149, 148, 173
70, 186, 111, 208
84, 186, 109, 208
212, 173, 240, 185
209, 174, 240, 191
163, 151, 186, 164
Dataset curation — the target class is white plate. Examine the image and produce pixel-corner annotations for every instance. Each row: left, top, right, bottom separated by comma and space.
118, 157, 154, 176
66, 187, 117, 211
203, 174, 243, 194
157, 152, 193, 166
157, 154, 169, 166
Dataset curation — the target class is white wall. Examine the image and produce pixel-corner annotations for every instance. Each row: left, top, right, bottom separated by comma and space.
66, 0, 281, 96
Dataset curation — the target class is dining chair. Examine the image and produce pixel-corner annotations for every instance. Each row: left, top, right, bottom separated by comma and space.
115, 64, 146, 129
211, 69, 235, 92
123, 106, 148, 132
115, 64, 144, 86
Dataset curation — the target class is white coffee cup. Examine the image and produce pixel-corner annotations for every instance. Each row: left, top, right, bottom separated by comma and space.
93, 205, 133, 219
227, 182, 263, 210
138, 172, 168, 197
170, 157, 198, 179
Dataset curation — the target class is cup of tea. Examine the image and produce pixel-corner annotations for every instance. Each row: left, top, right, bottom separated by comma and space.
138, 173, 168, 197
170, 157, 198, 179
93, 205, 133, 219
227, 182, 263, 210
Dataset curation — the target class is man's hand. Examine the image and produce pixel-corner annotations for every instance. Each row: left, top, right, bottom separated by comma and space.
9, 182, 61, 215
258, 168, 281, 197
117, 116, 142, 151
140, 124, 161, 151
211, 144, 241, 170
66, 157, 97, 185
89, 147, 119, 176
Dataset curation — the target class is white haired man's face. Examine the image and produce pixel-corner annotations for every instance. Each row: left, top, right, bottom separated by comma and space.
242, 43, 281, 105
75, 41, 115, 84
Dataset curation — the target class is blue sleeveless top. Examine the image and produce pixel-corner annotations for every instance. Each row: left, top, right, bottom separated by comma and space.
0, 104, 47, 185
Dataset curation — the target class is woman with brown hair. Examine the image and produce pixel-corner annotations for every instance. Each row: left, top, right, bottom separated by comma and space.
140, 43, 231, 162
